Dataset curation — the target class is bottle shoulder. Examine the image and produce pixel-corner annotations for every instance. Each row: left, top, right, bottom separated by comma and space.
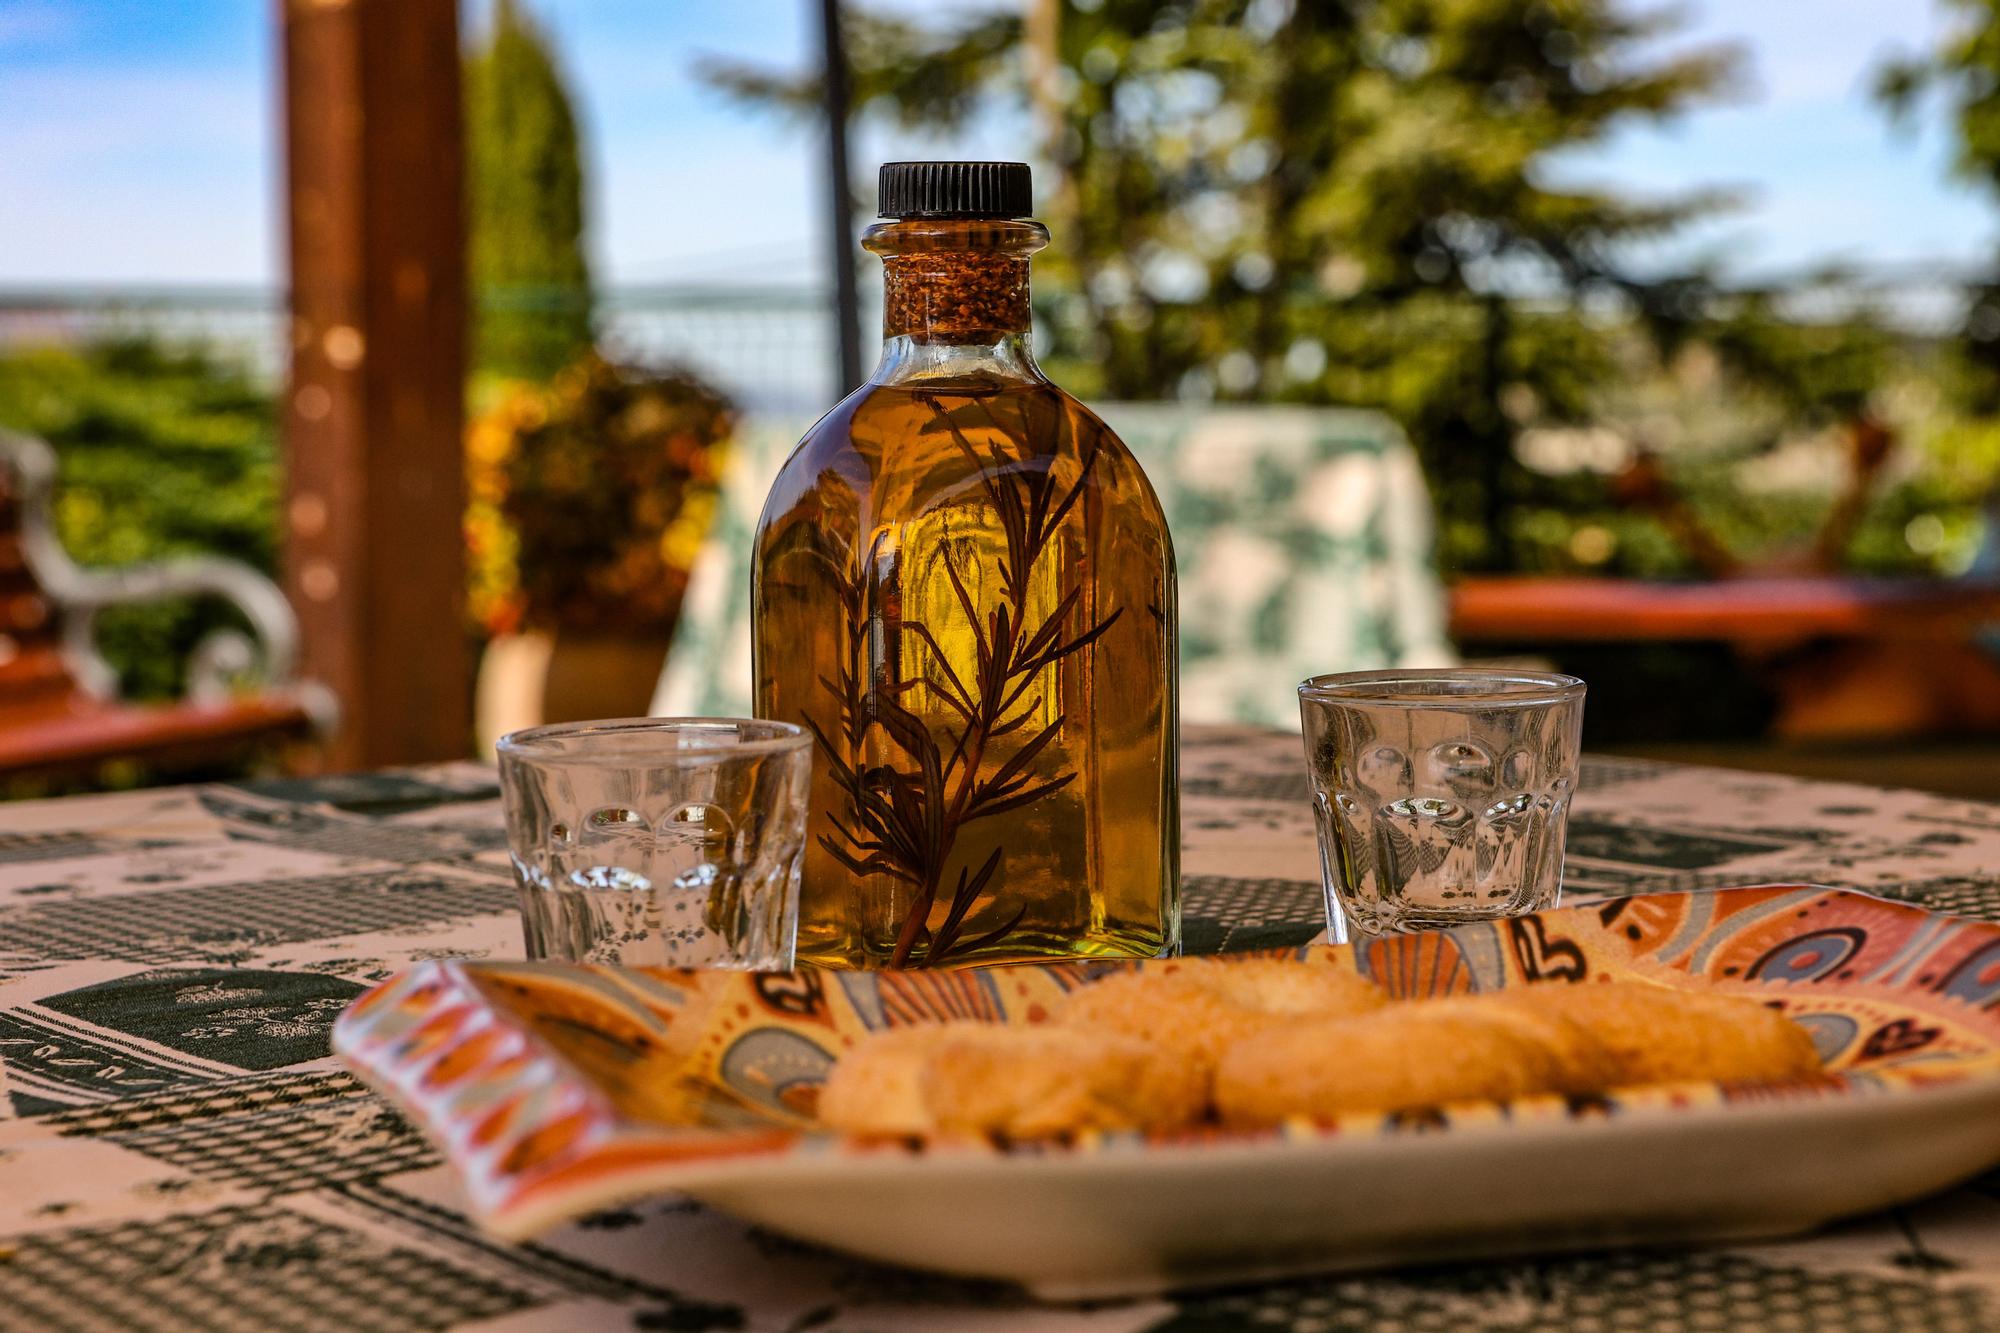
754, 388, 871, 539
776, 381, 1153, 468
756, 380, 1169, 550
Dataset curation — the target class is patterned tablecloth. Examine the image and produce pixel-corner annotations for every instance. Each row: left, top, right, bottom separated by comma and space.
2, 726, 1999, 1332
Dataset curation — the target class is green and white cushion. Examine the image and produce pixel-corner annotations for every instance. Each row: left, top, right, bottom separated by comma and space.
654, 404, 1453, 728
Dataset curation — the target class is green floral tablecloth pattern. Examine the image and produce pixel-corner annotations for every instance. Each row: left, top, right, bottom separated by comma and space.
3, 729, 2000, 1331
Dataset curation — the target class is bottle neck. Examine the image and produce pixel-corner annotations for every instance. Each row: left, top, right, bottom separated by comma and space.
862, 218, 1048, 387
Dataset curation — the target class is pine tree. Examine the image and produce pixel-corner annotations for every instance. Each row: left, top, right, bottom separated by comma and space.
698, 0, 1741, 569
466, 0, 595, 380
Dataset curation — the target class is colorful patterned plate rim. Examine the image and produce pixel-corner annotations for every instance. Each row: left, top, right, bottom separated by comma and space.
335, 884, 2000, 1247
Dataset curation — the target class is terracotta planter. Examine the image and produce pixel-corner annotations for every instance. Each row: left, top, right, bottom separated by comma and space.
475, 630, 673, 753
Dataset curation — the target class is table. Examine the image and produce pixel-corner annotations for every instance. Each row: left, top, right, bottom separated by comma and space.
2, 726, 1999, 1331
1448, 576, 2000, 645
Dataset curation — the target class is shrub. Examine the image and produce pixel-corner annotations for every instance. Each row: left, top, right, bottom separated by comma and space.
0, 337, 277, 700
466, 355, 735, 638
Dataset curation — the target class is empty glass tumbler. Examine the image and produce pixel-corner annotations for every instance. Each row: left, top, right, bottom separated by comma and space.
1298, 670, 1585, 940
497, 718, 811, 969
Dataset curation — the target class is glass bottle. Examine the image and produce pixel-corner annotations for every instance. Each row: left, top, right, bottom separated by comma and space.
752, 161, 1179, 969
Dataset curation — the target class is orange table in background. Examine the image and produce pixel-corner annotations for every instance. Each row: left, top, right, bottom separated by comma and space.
1449, 576, 2000, 740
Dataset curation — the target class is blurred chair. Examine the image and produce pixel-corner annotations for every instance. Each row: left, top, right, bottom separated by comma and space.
1099, 404, 1453, 725
0, 430, 333, 780
656, 404, 1452, 728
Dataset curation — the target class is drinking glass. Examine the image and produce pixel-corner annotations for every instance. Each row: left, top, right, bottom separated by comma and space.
1298, 670, 1585, 941
497, 718, 810, 969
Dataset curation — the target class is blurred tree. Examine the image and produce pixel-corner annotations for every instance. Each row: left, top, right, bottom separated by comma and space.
699, 0, 1742, 569
466, 0, 595, 379
1878, 0, 2000, 572
1609, 290, 1905, 574
1697, 289, 1899, 428
1879, 0, 2000, 413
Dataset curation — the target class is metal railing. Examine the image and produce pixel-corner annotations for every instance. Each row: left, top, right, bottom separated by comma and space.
0, 283, 881, 414
0, 263, 1984, 410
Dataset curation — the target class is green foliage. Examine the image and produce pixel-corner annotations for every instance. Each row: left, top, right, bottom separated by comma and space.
1695, 291, 1900, 426
1503, 316, 1982, 581
705, 1, 1964, 581
467, 0, 595, 379
1878, 0, 2000, 414
1506, 462, 1991, 582
698, 9, 1021, 131
1877, 0, 2000, 198
0, 339, 277, 699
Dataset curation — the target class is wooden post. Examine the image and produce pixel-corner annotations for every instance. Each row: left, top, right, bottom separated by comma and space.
279, 0, 470, 769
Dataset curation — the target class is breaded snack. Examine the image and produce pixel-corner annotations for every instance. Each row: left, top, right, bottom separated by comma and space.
817, 1021, 1204, 1139
1494, 981, 1823, 1088
1188, 957, 1390, 1015
1052, 958, 1389, 1075
816, 972, 1826, 1143
1447, 996, 1620, 1094
816, 1026, 942, 1137
1215, 1000, 1576, 1126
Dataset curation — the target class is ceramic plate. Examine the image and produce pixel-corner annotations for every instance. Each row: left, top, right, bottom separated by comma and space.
334, 886, 2000, 1298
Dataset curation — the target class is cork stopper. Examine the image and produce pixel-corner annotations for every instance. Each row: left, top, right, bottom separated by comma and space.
864, 218, 1048, 345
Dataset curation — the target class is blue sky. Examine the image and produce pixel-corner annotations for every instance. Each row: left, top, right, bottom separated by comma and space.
0, 0, 1989, 288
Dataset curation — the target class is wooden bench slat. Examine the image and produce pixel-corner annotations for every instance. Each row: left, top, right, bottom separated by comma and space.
0, 696, 318, 777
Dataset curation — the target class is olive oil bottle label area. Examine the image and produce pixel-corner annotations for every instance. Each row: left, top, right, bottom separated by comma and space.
753, 162, 1180, 969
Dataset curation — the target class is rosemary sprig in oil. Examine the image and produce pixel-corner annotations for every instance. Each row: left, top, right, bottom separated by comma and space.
801, 392, 1119, 966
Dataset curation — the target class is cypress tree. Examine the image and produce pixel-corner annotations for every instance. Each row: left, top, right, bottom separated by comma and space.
466, 0, 595, 379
